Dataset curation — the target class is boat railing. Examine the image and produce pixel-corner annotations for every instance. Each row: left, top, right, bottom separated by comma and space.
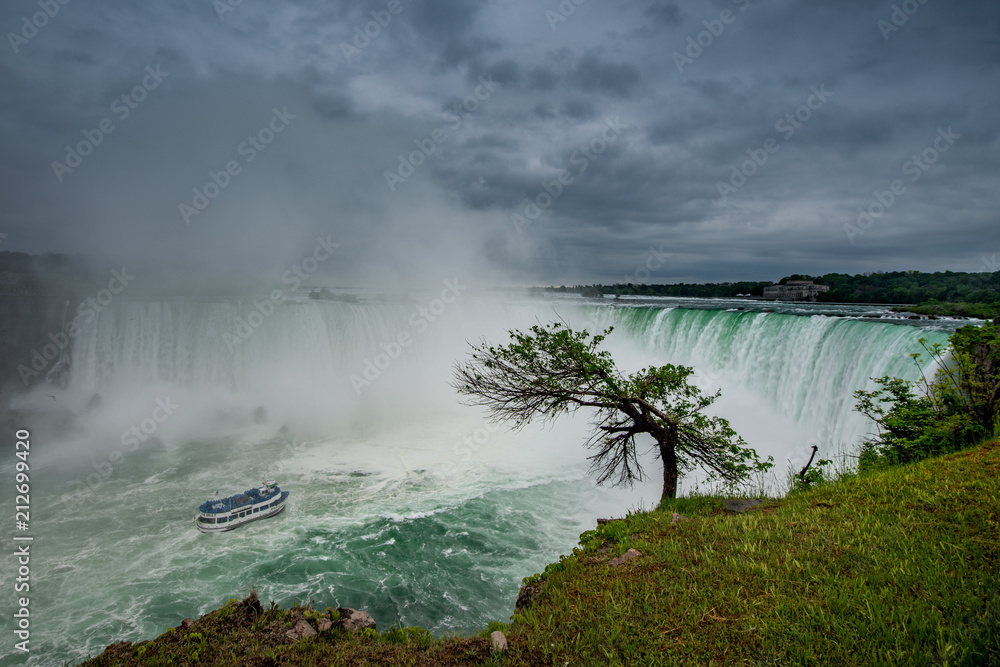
198, 485, 281, 514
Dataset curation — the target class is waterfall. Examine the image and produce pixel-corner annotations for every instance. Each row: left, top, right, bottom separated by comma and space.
55, 296, 951, 462
595, 306, 949, 455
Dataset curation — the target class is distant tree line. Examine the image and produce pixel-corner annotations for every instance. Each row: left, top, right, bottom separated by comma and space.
793, 271, 1000, 305
0, 251, 111, 296
536, 282, 771, 299
538, 269, 1000, 305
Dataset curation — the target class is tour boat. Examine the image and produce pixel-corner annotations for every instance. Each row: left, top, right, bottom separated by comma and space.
195, 480, 289, 532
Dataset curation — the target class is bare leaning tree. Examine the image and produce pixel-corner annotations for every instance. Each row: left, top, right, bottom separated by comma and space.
452, 323, 772, 505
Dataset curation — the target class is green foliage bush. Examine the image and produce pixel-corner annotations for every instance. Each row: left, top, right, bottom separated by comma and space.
855, 324, 1000, 470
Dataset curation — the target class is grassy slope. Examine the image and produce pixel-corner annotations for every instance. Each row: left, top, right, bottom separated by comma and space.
82, 443, 1000, 666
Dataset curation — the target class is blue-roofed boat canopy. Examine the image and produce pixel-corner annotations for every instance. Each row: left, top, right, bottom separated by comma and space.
199, 480, 280, 514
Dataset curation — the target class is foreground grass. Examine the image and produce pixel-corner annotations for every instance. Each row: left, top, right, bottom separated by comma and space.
82, 443, 1000, 666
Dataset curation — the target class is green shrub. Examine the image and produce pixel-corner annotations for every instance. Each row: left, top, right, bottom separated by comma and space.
855, 324, 1000, 470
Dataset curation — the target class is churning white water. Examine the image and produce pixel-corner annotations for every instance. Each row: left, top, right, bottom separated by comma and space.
0, 293, 957, 666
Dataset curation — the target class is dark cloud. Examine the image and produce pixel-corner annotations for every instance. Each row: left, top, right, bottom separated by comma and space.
533, 102, 557, 119
644, 1, 684, 27
0, 0, 996, 286
526, 66, 559, 92
477, 58, 521, 87
561, 99, 596, 120
309, 91, 354, 120
569, 53, 642, 97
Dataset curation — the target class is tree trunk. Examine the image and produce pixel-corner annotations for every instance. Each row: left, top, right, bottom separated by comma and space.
658, 424, 679, 505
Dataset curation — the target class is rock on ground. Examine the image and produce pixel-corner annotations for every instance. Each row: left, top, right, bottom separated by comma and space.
608, 548, 643, 567
285, 618, 319, 641
335, 607, 377, 632
490, 630, 508, 652
295, 619, 316, 637
724, 499, 761, 513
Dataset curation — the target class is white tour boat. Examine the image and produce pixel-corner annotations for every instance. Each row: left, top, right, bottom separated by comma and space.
196, 480, 289, 532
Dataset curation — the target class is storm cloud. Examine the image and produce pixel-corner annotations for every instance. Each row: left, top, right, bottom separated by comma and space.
0, 0, 997, 286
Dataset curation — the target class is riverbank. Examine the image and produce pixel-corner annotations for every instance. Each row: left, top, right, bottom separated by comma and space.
79, 441, 1000, 666
892, 301, 998, 320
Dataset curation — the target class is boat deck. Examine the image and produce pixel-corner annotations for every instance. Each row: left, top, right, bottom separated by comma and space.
199, 486, 279, 514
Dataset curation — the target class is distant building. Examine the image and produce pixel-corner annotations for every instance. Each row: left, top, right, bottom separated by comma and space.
763, 280, 830, 301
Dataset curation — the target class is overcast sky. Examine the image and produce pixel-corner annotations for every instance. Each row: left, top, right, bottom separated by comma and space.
0, 0, 998, 287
